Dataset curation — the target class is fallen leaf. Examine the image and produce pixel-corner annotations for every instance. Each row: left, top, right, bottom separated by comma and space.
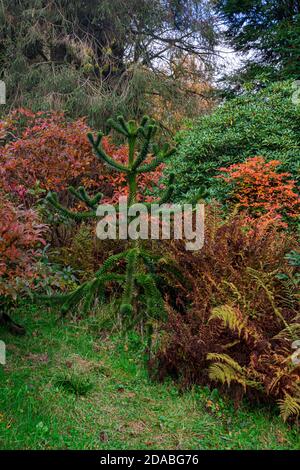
99, 431, 108, 442
145, 441, 154, 446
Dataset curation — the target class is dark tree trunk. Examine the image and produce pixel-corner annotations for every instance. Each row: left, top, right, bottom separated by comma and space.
0, 310, 26, 336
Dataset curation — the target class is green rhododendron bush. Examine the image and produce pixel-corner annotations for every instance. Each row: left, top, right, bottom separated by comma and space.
167, 81, 300, 202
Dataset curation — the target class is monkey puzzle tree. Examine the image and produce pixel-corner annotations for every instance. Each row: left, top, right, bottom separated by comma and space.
45, 116, 178, 326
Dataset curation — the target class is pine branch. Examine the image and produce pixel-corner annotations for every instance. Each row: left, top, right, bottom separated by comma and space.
132, 132, 151, 170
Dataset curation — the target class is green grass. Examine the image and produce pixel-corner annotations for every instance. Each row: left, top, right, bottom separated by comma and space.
0, 302, 299, 450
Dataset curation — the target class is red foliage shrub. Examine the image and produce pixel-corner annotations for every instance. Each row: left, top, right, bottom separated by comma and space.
0, 110, 98, 198
0, 192, 46, 298
217, 156, 300, 220
0, 109, 163, 204
151, 204, 300, 420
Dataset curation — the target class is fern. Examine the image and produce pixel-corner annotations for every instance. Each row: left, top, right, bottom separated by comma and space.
247, 267, 288, 327
278, 392, 300, 422
208, 363, 248, 389
221, 281, 244, 304
209, 304, 261, 344
207, 353, 261, 391
209, 305, 246, 337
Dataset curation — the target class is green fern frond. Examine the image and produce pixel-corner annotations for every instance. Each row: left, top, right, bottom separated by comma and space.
221, 280, 245, 305
278, 392, 300, 422
207, 353, 261, 391
209, 305, 246, 337
207, 353, 244, 373
276, 273, 299, 312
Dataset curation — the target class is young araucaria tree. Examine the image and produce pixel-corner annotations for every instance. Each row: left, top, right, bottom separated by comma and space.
45, 116, 177, 325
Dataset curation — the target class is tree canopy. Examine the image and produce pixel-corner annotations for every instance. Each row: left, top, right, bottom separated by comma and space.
216, 0, 300, 80
0, 0, 217, 128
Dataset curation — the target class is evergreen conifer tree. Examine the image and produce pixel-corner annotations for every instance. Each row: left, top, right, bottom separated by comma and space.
45, 116, 178, 325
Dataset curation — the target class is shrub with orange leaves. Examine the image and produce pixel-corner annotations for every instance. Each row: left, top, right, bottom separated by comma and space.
0, 192, 46, 299
0, 109, 163, 205
217, 156, 300, 221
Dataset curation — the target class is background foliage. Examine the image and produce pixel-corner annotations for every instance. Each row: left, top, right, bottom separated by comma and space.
167, 81, 300, 202
216, 0, 300, 82
0, 0, 217, 131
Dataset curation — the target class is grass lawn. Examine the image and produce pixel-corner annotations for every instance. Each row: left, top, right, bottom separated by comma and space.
0, 302, 299, 450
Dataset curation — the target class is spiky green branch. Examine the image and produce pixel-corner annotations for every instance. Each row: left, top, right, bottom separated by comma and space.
45, 192, 97, 220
